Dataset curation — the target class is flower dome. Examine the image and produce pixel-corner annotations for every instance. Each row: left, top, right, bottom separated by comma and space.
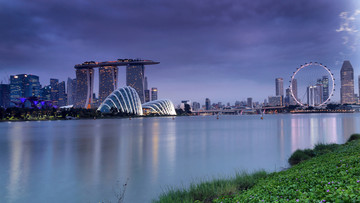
97, 86, 143, 115
142, 99, 176, 115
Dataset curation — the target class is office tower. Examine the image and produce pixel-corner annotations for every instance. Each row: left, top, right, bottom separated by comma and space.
151, 88, 158, 101
307, 84, 323, 107
99, 66, 118, 104
322, 76, 329, 102
340, 60, 355, 104
275, 78, 284, 96
58, 81, 67, 107
144, 90, 150, 103
126, 64, 145, 103
247, 97, 253, 108
268, 96, 282, 106
50, 79, 59, 106
291, 79, 297, 101
10, 74, 40, 106
144, 77, 150, 102
192, 102, 200, 111
0, 84, 10, 108
26, 75, 41, 97
75, 68, 94, 108
205, 98, 211, 110
144, 77, 148, 90
285, 88, 291, 106
67, 78, 76, 105
40, 85, 51, 101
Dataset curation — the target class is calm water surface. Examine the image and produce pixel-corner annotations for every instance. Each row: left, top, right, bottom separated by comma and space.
0, 113, 359, 202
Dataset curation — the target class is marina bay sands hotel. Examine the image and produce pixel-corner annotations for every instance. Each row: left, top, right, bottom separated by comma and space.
74, 59, 159, 109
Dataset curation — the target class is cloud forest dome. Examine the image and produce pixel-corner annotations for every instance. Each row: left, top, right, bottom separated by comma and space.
142, 99, 176, 116
97, 86, 143, 115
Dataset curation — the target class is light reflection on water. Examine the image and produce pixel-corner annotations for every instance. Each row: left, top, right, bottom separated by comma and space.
0, 113, 359, 202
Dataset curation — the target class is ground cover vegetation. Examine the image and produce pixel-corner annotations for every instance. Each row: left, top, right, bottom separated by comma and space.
154, 134, 360, 202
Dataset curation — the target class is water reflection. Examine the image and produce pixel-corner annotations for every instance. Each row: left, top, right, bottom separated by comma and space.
1, 114, 360, 202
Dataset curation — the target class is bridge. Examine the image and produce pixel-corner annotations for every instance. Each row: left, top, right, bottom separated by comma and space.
192, 106, 286, 115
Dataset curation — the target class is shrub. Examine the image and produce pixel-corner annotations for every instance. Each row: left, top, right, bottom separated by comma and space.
288, 149, 312, 166
347, 134, 360, 142
313, 143, 339, 155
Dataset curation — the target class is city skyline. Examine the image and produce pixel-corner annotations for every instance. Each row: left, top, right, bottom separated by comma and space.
0, 0, 359, 105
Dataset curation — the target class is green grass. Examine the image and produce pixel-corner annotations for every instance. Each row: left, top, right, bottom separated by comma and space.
154, 134, 360, 202
214, 138, 360, 202
153, 171, 267, 203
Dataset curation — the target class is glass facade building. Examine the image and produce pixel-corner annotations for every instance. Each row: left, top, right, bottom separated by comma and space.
10, 74, 40, 106
340, 60, 354, 104
99, 66, 118, 104
142, 99, 176, 116
0, 84, 10, 108
126, 64, 145, 103
75, 68, 94, 108
151, 88, 158, 101
98, 86, 143, 115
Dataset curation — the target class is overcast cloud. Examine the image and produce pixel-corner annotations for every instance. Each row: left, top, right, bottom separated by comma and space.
0, 0, 359, 104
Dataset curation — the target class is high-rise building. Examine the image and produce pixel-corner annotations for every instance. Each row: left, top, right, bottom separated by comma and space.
247, 97, 253, 108
99, 66, 118, 104
307, 84, 323, 107
192, 102, 200, 111
126, 64, 145, 103
144, 77, 148, 90
322, 76, 329, 102
205, 98, 211, 110
75, 68, 94, 108
50, 78, 59, 106
291, 79, 297, 102
275, 78, 284, 96
285, 88, 291, 106
58, 81, 67, 107
10, 74, 40, 106
340, 60, 355, 104
0, 84, 10, 108
67, 78, 76, 105
40, 85, 51, 101
268, 96, 282, 106
144, 90, 150, 103
151, 88, 158, 101
144, 77, 150, 102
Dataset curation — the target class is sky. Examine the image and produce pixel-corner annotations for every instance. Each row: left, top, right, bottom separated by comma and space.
0, 0, 359, 105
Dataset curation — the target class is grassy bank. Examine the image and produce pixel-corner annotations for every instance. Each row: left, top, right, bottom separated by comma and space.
154, 134, 360, 202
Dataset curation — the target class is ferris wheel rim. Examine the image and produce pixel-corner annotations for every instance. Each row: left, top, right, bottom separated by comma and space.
289, 62, 335, 107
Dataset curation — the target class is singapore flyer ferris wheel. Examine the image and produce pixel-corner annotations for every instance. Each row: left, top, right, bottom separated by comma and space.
290, 62, 335, 107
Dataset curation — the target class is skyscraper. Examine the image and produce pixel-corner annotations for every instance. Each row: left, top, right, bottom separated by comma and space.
10, 74, 40, 106
275, 78, 284, 96
50, 78, 59, 106
0, 84, 10, 108
340, 60, 354, 104
99, 66, 118, 104
67, 78, 76, 105
144, 77, 150, 102
126, 64, 145, 103
40, 85, 51, 101
247, 97, 253, 108
75, 68, 94, 108
151, 88, 158, 101
322, 76, 329, 102
205, 98, 211, 110
291, 79, 297, 102
58, 81, 67, 107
